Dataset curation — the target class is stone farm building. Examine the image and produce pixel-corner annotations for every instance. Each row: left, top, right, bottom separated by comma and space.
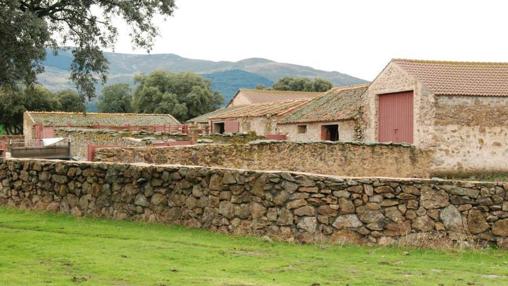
207, 100, 310, 135
23, 111, 181, 159
278, 84, 368, 142
364, 59, 508, 173
188, 89, 325, 135
227, 89, 323, 107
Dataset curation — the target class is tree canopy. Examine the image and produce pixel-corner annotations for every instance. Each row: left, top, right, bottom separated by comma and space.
0, 85, 82, 134
132, 71, 224, 122
272, 77, 333, 92
55, 90, 85, 112
0, 0, 176, 100
97, 83, 133, 113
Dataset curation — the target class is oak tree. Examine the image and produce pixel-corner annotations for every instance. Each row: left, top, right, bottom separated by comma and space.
0, 0, 176, 100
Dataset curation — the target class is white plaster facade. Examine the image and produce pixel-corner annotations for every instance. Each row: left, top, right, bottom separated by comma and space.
211, 116, 278, 136
278, 120, 356, 142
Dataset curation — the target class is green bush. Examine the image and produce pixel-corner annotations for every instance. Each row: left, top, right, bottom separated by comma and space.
0, 124, 5, 135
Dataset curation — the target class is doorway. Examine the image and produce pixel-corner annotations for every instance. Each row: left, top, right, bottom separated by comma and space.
321, 124, 339, 141
213, 122, 225, 134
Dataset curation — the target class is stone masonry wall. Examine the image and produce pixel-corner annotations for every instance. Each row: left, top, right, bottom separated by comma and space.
94, 141, 432, 178
56, 128, 263, 160
363, 62, 436, 149
431, 95, 508, 173
1, 158, 508, 248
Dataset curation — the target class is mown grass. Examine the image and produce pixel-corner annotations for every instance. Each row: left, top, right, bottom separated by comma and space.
0, 207, 507, 285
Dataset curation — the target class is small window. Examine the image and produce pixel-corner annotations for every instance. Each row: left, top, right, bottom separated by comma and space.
297, 125, 307, 134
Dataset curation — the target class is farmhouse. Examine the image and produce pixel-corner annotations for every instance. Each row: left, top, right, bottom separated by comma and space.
278, 84, 368, 142
227, 89, 323, 107
207, 100, 309, 135
364, 59, 508, 173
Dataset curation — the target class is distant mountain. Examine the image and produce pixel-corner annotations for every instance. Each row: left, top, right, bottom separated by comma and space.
203, 70, 273, 104
39, 49, 366, 108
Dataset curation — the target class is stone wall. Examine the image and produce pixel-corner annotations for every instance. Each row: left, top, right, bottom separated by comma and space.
94, 141, 432, 178
431, 95, 508, 173
278, 120, 357, 142
0, 135, 25, 141
55, 128, 145, 160
55, 128, 263, 160
0, 158, 507, 247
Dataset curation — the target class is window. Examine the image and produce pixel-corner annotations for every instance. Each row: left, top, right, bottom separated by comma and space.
213, 122, 225, 134
321, 124, 339, 141
297, 125, 307, 134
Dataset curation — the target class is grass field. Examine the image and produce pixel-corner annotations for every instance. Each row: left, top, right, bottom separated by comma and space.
0, 208, 507, 285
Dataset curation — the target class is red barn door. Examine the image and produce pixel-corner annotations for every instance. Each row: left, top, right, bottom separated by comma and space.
378, 91, 413, 144
224, 119, 240, 133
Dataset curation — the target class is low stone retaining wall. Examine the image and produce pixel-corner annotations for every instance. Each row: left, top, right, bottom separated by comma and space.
94, 141, 432, 178
55, 128, 263, 160
0, 158, 507, 248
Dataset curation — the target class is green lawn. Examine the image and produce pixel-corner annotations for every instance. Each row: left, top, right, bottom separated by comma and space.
0, 208, 507, 286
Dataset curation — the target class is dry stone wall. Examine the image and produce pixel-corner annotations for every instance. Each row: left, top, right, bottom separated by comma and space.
56, 128, 262, 160
94, 141, 432, 178
1, 158, 508, 248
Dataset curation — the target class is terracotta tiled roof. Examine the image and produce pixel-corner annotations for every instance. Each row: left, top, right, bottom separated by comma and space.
278, 84, 368, 124
27, 111, 180, 126
393, 59, 508, 96
209, 100, 310, 120
227, 89, 324, 106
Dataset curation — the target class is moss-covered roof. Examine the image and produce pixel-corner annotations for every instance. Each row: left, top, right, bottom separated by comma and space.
208, 100, 309, 120
188, 100, 310, 122
27, 111, 180, 126
278, 84, 368, 124
187, 108, 228, 124
228, 89, 324, 106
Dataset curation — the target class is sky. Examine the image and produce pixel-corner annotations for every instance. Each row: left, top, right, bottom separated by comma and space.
112, 0, 508, 81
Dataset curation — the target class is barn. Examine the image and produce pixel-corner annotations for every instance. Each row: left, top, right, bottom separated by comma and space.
364, 59, 508, 173
278, 84, 368, 142
227, 89, 323, 107
24, 111, 180, 144
207, 100, 309, 135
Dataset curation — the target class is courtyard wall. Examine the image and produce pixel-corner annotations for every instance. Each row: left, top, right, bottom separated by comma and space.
1, 158, 507, 248
54, 128, 262, 160
93, 141, 432, 178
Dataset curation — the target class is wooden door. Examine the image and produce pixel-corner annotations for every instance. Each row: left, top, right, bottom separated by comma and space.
378, 91, 413, 144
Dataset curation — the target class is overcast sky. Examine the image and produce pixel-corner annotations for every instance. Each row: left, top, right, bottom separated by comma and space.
112, 0, 508, 81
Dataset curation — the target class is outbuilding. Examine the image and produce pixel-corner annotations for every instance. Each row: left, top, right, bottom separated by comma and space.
363, 59, 508, 173
227, 89, 323, 107
278, 84, 368, 142
208, 100, 309, 136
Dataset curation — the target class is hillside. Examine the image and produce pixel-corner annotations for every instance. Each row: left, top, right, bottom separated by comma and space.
39, 49, 366, 108
203, 70, 273, 104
